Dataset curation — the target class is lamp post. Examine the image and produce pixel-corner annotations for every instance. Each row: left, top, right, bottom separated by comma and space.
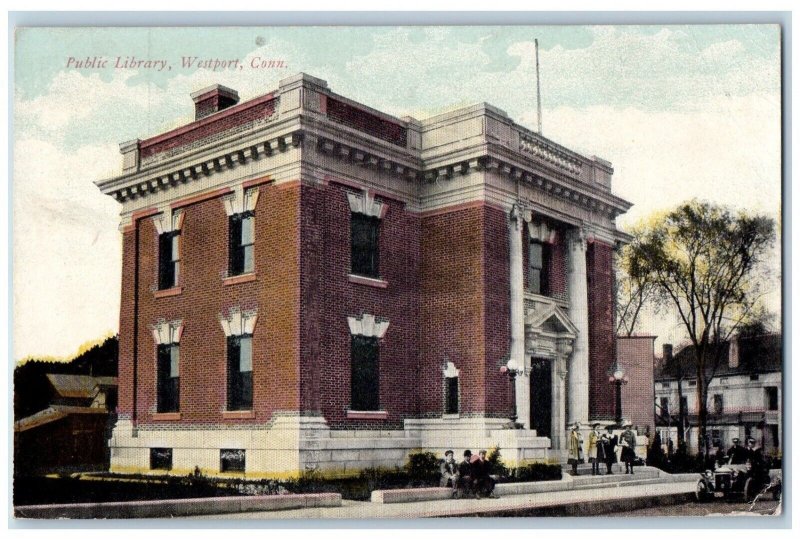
608, 362, 629, 427
501, 357, 523, 426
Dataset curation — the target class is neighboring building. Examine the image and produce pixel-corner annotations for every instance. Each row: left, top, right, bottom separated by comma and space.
616, 335, 656, 436
654, 334, 782, 457
14, 375, 118, 474
95, 73, 631, 477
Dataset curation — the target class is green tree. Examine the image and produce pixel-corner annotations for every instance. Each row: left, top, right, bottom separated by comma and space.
626, 200, 775, 454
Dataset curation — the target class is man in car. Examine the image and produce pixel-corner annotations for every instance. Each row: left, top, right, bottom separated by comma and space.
726, 437, 748, 464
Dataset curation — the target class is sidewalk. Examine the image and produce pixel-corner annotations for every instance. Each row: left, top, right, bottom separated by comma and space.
197, 479, 698, 520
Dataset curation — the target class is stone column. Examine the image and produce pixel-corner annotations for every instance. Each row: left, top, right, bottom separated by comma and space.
566, 228, 590, 427
552, 339, 572, 450
508, 205, 530, 428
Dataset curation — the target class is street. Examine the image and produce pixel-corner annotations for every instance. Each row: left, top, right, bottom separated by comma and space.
604, 499, 781, 517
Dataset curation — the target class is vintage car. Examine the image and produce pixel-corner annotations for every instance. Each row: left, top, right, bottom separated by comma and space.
695, 460, 781, 502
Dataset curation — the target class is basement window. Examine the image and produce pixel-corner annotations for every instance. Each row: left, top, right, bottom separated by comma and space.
150, 448, 173, 471
220, 449, 246, 473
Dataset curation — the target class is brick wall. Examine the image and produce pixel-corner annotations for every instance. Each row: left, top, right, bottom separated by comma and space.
617, 336, 656, 433
325, 97, 407, 148
419, 204, 511, 419
119, 183, 301, 428
300, 182, 421, 429
587, 240, 616, 420
139, 96, 277, 160
482, 205, 513, 417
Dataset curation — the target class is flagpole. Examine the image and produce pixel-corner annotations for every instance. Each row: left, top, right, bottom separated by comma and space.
535, 38, 542, 135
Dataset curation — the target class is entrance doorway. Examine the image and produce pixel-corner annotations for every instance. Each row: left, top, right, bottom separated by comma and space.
530, 358, 552, 439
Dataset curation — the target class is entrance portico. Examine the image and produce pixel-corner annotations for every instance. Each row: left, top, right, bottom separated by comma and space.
524, 303, 577, 450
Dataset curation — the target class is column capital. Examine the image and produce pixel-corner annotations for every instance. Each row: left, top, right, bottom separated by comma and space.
567, 226, 588, 249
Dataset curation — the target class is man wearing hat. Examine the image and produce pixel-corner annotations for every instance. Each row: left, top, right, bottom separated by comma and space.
726, 437, 748, 465
567, 422, 584, 475
439, 450, 459, 495
588, 423, 602, 476
455, 450, 474, 498
620, 422, 637, 474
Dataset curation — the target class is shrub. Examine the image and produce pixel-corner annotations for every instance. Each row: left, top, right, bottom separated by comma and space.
405, 451, 440, 485
512, 463, 562, 482
486, 446, 510, 478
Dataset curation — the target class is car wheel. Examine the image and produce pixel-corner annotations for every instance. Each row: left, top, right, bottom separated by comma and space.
695, 480, 707, 502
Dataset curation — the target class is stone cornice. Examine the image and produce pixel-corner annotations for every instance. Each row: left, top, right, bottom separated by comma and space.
96, 128, 304, 203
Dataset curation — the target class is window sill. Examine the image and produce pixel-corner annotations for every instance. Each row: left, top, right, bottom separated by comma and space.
222, 410, 256, 419
223, 273, 257, 286
346, 410, 388, 420
442, 413, 460, 420
348, 274, 388, 288
152, 412, 181, 421
154, 286, 183, 298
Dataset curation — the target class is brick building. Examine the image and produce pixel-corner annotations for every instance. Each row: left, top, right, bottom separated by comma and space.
95, 73, 632, 477
654, 334, 782, 457
615, 335, 656, 435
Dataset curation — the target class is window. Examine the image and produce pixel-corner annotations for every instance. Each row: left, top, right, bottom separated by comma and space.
157, 343, 180, 413
150, 448, 173, 470
765, 387, 778, 411
659, 397, 669, 416
351, 213, 380, 278
712, 394, 723, 415
220, 449, 245, 473
158, 231, 181, 289
227, 334, 253, 411
528, 240, 551, 295
229, 212, 255, 276
687, 380, 697, 387
351, 335, 379, 411
680, 396, 688, 414
445, 376, 459, 414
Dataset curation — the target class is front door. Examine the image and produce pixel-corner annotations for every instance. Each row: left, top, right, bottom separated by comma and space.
530, 357, 552, 439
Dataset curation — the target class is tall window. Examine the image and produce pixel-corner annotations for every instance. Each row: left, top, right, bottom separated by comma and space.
528, 240, 550, 295
445, 377, 459, 415
229, 212, 255, 276
765, 387, 778, 411
659, 397, 670, 417
351, 335, 379, 411
227, 334, 253, 411
158, 231, 180, 289
157, 343, 180, 412
680, 396, 688, 414
712, 394, 724, 415
351, 213, 380, 278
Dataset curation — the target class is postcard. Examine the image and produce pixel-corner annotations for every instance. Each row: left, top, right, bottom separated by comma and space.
11, 22, 784, 521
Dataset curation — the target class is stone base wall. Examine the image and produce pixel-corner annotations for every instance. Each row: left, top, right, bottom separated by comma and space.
109, 414, 557, 478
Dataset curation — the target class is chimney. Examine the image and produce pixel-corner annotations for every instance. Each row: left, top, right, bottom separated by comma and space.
728, 336, 739, 368
662, 344, 673, 363
190, 84, 239, 120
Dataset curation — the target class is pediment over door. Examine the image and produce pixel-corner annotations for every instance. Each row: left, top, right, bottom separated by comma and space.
525, 304, 577, 360
525, 304, 578, 338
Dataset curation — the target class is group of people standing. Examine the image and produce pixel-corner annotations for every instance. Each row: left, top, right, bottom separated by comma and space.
568, 422, 639, 476
439, 449, 497, 499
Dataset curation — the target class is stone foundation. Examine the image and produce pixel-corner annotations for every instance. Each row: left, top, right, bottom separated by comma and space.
109, 414, 557, 478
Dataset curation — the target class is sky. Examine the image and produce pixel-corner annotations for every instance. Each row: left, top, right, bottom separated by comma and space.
12, 25, 783, 361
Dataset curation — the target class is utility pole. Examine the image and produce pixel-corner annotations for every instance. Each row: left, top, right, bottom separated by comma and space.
535, 38, 542, 134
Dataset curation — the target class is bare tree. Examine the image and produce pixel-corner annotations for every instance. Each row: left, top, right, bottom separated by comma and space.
627, 200, 775, 454
615, 243, 657, 336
